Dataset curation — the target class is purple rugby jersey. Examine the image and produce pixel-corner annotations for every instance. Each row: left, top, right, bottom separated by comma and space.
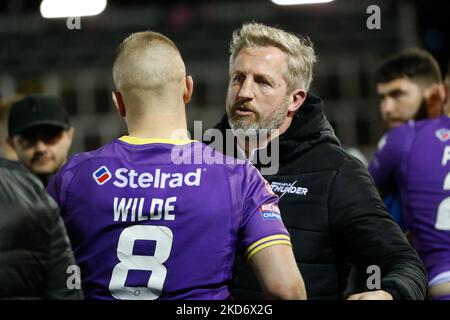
47, 136, 290, 300
369, 116, 450, 282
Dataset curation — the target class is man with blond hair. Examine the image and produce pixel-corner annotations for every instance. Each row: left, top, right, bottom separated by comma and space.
47, 31, 306, 300
209, 22, 427, 300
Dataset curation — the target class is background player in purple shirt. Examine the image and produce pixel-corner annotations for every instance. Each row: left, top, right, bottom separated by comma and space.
374, 48, 447, 230
369, 64, 450, 298
47, 31, 306, 300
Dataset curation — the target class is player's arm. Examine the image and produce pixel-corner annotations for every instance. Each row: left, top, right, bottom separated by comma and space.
369, 127, 412, 230
248, 243, 306, 300
368, 128, 408, 194
238, 162, 306, 300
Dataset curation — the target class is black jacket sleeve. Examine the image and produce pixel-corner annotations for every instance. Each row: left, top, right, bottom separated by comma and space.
44, 195, 84, 300
0, 158, 83, 299
328, 156, 428, 300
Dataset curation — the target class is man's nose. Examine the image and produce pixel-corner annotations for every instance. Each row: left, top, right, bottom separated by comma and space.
237, 78, 254, 100
34, 139, 49, 152
380, 97, 395, 116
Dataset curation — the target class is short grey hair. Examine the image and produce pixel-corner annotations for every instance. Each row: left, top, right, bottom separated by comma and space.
229, 22, 317, 92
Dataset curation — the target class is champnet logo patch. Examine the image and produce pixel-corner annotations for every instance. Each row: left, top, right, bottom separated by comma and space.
436, 128, 450, 142
260, 203, 282, 221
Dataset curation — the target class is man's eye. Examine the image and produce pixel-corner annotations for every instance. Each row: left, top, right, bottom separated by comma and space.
389, 91, 403, 99
233, 74, 244, 82
256, 77, 271, 86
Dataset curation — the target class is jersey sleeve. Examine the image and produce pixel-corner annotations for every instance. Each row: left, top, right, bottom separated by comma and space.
238, 162, 291, 262
47, 167, 64, 206
368, 125, 411, 191
46, 160, 77, 212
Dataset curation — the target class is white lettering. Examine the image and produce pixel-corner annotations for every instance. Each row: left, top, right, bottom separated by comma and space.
112, 168, 202, 189
138, 173, 153, 188
113, 197, 177, 222
66, 17, 81, 30
366, 5, 381, 30
366, 265, 381, 290
150, 198, 164, 220
164, 197, 177, 221
169, 173, 183, 188
129, 170, 138, 188
113, 168, 128, 188
442, 146, 450, 166
137, 198, 147, 221
113, 197, 133, 222
154, 169, 161, 188
130, 198, 138, 222
160, 172, 170, 189
185, 168, 202, 186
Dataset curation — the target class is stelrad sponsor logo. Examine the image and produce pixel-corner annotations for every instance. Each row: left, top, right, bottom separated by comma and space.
93, 167, 202, 189
93, 166, 112, 185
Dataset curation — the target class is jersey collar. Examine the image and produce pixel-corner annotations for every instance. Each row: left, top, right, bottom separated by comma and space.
118, 135, 196, 146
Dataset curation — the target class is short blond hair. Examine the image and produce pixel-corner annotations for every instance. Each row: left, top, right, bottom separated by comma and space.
113, 31, 185, 92
229, 22, 316, 92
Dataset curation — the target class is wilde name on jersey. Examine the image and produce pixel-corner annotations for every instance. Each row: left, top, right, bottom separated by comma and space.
113, 168, 202, 189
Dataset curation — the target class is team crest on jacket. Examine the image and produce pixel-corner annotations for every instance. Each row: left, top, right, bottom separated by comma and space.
435, 128, 450, 142
93, 166, 112, 185
270, 181, 308, 198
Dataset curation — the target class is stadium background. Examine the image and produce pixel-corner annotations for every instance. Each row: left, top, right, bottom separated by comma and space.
0, 0, 449, 159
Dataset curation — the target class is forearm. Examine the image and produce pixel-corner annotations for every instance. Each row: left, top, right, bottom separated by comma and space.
249, 244, 307, 300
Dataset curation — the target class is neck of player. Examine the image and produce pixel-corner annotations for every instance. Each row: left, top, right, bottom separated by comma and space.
127, 112, 190, 141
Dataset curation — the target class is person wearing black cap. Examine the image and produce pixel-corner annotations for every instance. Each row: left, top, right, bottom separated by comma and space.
7, 95, 74, 186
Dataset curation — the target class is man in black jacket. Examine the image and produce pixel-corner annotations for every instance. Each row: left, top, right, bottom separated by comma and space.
210, 22, 427, 300
0, 157, 83, 299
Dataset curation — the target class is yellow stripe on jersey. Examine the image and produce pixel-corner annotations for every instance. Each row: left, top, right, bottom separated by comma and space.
119, 136, 196, 146
246, 234, 290, 255
246, 240, 292, 262
245, 234, 291, 262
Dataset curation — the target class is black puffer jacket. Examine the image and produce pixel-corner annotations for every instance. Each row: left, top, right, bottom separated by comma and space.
0, 158, 83, 299
212, 94, 427, 300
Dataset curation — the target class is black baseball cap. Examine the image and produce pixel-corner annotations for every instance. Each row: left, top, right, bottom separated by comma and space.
8, 95, 71, 137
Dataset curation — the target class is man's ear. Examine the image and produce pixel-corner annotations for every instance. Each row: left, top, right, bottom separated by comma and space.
66, 127, 75, 145
112, 91, 126, 118
6, 136, 15, 149
444, 79, 450, 115
425, 83, 446, 118
287, 88, 307, 114
183, 75, 194, 105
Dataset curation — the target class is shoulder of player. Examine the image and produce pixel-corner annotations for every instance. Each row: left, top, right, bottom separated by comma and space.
197, 142, 250, 175
199, 142, 246, 164
386, 117, 448, 142
381, 120, 418, 147
60, 142, 118, 174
